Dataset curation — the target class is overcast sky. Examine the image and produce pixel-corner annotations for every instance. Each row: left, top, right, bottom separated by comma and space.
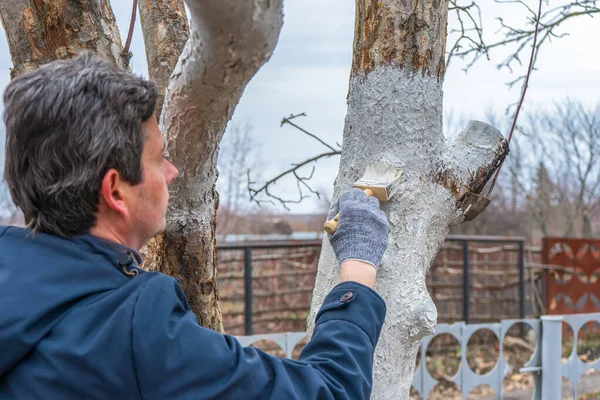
1, 1, 599, 214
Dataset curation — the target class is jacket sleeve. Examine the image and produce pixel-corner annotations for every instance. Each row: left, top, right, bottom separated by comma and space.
131, 274, 386, 400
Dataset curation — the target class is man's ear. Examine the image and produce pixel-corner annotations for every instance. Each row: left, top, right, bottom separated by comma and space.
99, 169, 128, 218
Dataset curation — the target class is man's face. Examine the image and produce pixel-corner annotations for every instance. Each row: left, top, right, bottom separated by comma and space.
129, 116, 179, 244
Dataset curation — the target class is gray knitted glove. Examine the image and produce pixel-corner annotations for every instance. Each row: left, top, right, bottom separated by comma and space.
327, 188, 390, 269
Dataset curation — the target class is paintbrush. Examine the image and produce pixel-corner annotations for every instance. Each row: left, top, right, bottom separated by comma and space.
324, 162, 403, 234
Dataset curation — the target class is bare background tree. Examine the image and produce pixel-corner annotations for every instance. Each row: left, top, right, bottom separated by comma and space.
216, 121, 264, 234
450, 98, 600, 240
448, 0, 599, 87
524, 99, 600, 237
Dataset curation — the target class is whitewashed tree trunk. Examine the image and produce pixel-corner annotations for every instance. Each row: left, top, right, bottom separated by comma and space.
157, 0, 283, 330
307, 1, 508, 398
135, 0, 188, 288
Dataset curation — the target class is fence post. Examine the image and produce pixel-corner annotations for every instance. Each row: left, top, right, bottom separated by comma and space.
463, 240, 470, 324
541, 315, 562, 400
244, 247, 253, 335
518, 240, 525, 319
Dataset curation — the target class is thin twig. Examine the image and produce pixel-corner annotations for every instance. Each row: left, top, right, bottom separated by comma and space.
447, 1, 485, 69
281, 113, 338, 152
247, 113, 342, 208
248, 150, 340, 209
294, 167, 321, 199
448, 0, 599, 79
486, 0, 543, 198
123, 0, 138, 56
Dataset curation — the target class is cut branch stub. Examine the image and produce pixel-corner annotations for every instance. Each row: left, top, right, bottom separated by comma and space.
440, 120, 509, 222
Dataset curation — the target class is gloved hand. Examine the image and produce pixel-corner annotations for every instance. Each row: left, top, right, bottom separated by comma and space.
327, 188, 390, 269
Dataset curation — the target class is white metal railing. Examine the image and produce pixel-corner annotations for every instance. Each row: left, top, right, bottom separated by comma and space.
236, 312, 600, 399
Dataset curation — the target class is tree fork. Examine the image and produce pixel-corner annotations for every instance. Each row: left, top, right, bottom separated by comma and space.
308, 1, 508, 398
0, 0, 127, 78
137, 0, 189, 120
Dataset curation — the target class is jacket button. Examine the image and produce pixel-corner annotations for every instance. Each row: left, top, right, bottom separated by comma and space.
340, 292, 353, 302
116, 253, 133, 267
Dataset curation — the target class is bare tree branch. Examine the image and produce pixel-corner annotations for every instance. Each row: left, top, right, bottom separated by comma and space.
486, 0, 543, 197
248, 150, 340, 210
447, 1, 485, 69
247, 113, 341, 209
281, 113, 338, 152
123, 0, 138, 60
448, 0, 599, 84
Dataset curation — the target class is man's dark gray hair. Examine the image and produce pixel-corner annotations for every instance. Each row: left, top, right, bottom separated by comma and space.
3, 52, 157, 237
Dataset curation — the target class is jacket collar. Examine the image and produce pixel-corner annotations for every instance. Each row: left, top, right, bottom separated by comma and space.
73, 234, 144, 277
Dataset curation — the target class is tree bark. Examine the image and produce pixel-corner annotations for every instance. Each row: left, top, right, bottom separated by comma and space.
0, 0, 127, 79
136, 0, 189, 272
308, 1, 508, 398
156, 0, 283, 331
137, 0, 189, 120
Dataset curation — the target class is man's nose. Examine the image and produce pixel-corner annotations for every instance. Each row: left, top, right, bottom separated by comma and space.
166, 161, 179, 184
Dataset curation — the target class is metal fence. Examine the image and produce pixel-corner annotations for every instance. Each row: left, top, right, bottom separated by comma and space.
218, 240, 321, 335
236, 312, 600, 399
439, 235, 527, 324
218, 235, 532, 335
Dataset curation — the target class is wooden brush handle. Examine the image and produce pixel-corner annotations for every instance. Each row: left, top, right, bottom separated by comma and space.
324, 188, 375, 235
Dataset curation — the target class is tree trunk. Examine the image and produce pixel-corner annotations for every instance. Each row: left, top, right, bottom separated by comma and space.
155, 0, 283, 331
2, 0, 283, 331
308, 1, 508, 398
137, 0, 189, 120
136, 0, 189, 274
0, 0, 127, 79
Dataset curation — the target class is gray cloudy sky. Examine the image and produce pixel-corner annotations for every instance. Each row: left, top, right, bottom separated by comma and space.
1, 1, 599, 213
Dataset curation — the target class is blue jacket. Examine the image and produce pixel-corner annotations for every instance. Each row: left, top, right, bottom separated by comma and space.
0, 226, 386, 399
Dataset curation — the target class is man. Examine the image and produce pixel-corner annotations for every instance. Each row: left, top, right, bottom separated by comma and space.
0, 53, 389, 399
